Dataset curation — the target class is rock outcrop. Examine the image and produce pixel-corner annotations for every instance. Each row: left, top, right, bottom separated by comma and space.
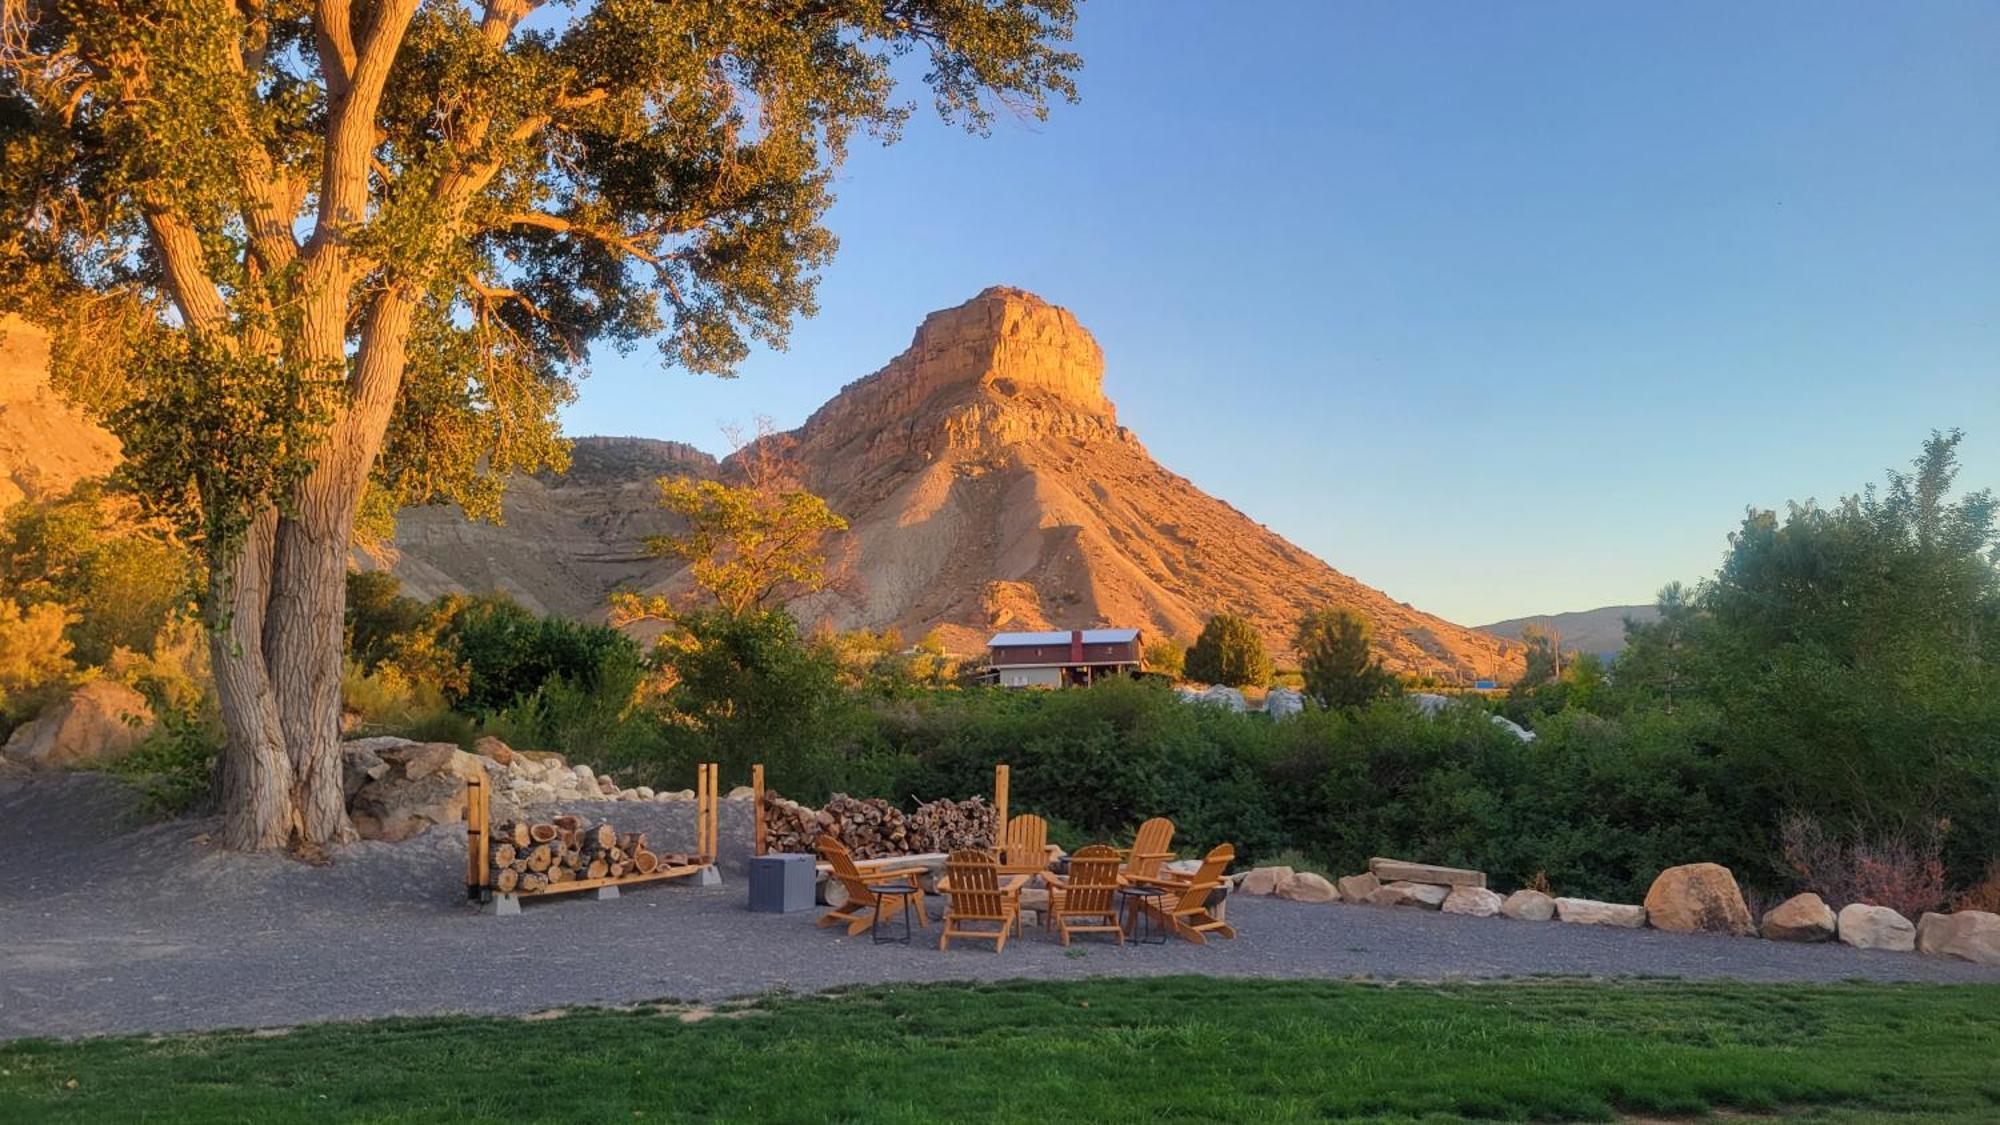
0, 316, 121, 509
3, 680, 155, 769
375, 289, 1525, 680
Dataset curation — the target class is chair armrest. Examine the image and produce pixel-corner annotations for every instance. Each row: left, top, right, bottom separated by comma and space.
859, 866, 929, 883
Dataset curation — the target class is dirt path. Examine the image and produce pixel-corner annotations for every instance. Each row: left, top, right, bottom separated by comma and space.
2, 773, 1995, 1041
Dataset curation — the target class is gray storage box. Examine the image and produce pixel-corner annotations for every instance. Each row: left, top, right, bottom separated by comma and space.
748, 853, 817, 913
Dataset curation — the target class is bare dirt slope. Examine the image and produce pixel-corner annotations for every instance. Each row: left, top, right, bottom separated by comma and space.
0, 316, 120, 509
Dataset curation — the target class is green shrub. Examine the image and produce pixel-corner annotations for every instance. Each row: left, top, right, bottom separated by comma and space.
108, 698, 222, 818
1184, 613, 1270, 688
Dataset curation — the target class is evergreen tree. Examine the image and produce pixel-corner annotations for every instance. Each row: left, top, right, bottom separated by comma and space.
1294, 607, 1396, 711
1185, 614, 1270, 688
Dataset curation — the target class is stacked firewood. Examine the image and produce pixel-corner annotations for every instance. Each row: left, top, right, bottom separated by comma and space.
905, 796, 998, 855
761, 792, 996, 858
487, 814, 696, 894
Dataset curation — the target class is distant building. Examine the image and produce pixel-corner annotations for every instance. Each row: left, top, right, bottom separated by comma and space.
985, 628, 1144, 688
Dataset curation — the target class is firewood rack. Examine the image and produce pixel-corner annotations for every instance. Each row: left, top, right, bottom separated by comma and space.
464, 762, 720, 904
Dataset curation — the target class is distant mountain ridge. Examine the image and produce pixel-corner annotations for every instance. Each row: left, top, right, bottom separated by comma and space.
1478, 604, 1659, 658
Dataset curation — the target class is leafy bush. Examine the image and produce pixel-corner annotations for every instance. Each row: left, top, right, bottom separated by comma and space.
1184, 614, 1270, 688
108, 698, 223, 818
0, 597, 76, 734
433, 594, 641, 716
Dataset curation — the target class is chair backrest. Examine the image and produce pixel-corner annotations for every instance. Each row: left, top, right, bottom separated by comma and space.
1062, 844, 1122, 915
1004, 814, 1048, 867
1170, 843, 1235, 911
1124, 817, 1175, 879
816, 836, 875, 904
944, 849, 1009, 918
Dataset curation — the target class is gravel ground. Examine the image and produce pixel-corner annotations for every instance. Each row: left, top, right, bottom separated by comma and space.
3, 771, 1996, 1041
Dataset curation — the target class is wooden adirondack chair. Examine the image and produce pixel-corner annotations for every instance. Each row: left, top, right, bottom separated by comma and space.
816, 836, 929, 937
1117, 817, 1176, 882
938, 849, 1026, 952
1128, 842, 1237, 945
1043, 844, 1124, 946
1001, 813, 1051, 874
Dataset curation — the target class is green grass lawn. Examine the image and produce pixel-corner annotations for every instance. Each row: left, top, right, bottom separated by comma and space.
4, 977, 1999, 1123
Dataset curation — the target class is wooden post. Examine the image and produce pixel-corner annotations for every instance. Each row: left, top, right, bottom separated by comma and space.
465, 772, 490, 899
994, 763, 1009, 848
752, 763, 766, 856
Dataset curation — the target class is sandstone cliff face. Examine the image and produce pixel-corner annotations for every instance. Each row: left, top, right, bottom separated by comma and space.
684, 287, 1521, 680
315, 288, 1518, 680
0, 317, 122, 509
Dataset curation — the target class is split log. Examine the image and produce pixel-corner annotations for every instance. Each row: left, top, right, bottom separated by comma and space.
584, 822, 617, 851
586, 857, 609, 880
632, 850, 658, 874
503, 821, 531, 850
553, 815, 581, 831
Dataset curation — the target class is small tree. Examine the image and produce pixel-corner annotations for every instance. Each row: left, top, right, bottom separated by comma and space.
1143, 637, 1186, 679
1518, 625, 1563, 687
1294, 607, 1395, 711
617, 477, 847, 620
1184, 614, 1270, 688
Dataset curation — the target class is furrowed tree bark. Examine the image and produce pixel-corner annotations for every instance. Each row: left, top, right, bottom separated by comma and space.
210, 506, 298, 851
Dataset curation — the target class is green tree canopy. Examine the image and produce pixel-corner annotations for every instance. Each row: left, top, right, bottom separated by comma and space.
1293, 607, 1396, 711
0, 0, 1078, 849
1185, 613, 1270, 688
630, 476, 848, 618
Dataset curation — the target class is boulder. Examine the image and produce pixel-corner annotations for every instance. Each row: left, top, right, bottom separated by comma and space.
726, 785, 756, 800
1441, 886, 1504, 917
1836, 903, 1915, 952
1336, 872, 1381, 903
2, 680, 155, 769
1237, 866, 1294, 896
1367, 881, 1449, 910
1916, 911, 2000, 966
1555, 897, 1647, 928
472, 736, 514, 766
1643, 862, 1754, 936
1263, 687, 1305, 720
1760, 893, 1836, 943
1194, 685, 1246, 711
636, 786, 655, 799
1370, 857, 1485, 888
1274, 871, 1337, 903
347, 741, 487, 842
1501, 889, 1556, 921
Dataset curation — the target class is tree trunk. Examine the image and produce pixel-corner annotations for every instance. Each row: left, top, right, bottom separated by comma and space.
210, 507, 298, 851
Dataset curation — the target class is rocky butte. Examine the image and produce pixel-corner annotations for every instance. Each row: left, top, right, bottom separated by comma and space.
376, 286, 1524, 681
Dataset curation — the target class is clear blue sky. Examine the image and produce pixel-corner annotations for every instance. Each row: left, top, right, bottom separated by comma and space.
559, 0, 2000, 626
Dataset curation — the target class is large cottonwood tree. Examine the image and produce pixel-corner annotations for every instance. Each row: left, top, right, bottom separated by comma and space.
0, 0, 1077, 852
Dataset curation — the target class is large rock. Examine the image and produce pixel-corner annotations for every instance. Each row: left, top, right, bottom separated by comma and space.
1916, 911, 2000, 966
1274, 871, 1337, 903
1501, 889, 1556, 921
1441, 886, 1504, 917
1760, 893, 1836, 943
346, 740, 489, 842
1238, 866, 1295, 896
1555, 898, 1647, 928
472, 735, 514, 765
1367, 881, 1449, 910
1837, 903, 1916, 952
1643, 862, 1754, 936
2, 680, 155, 769
1195, 685, 1246, 712
1336, 872, 1381, 903
1263, 687, 1305, 719
1370, 857, 1486, 888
